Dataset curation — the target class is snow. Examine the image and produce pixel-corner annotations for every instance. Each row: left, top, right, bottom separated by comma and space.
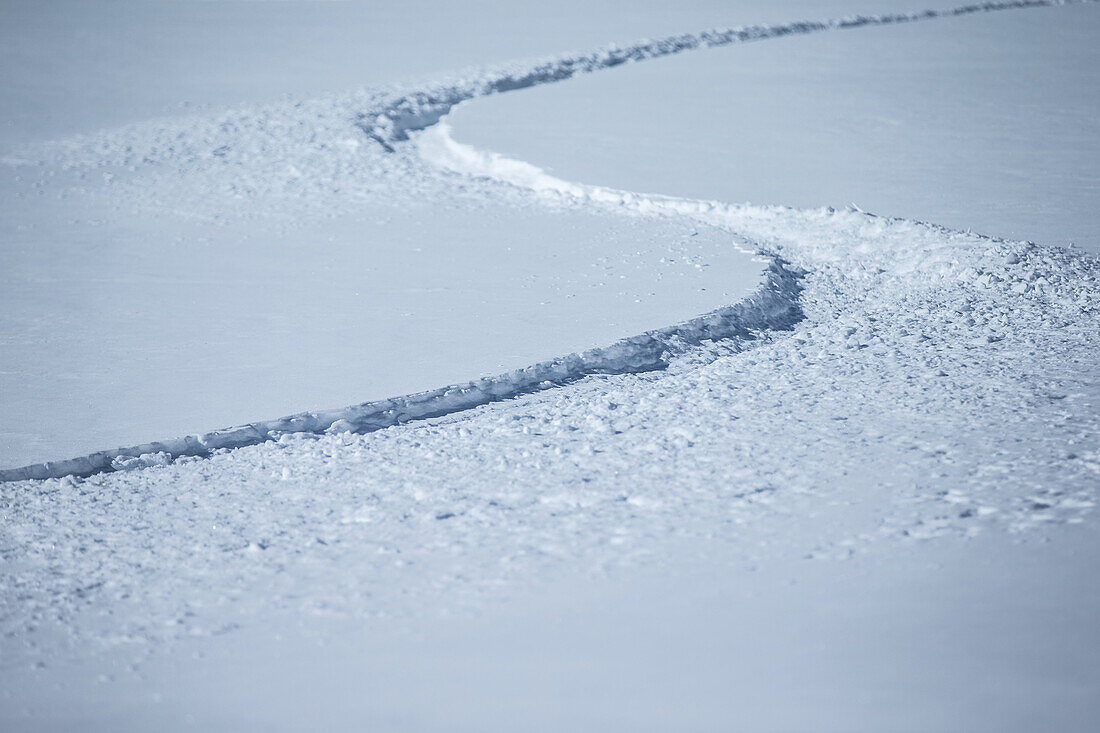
6, 0, 837, 468
5, 0, 1088, 472
7, 530, 1098, 731
0, 193, 767, 471
3, 200, 1097, 724
1, 1, 1098, 729
0, 0, 974, 147
446, 0, 1100, 253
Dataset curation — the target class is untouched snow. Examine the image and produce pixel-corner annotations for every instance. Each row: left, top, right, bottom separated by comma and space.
1, 1, 1099, 730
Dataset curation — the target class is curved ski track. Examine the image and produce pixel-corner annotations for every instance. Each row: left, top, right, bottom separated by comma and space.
1, 0, 1095, 482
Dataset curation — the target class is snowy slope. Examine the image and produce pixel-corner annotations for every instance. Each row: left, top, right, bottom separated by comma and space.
1, 1, 1098, 730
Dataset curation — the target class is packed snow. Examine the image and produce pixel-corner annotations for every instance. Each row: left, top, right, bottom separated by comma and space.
1, 1, 1098, 730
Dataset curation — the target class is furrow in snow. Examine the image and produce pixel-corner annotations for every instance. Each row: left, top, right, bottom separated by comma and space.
360, 0, 1095, 149
0, 260, 801, 482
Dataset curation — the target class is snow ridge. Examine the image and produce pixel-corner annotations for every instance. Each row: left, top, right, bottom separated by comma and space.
0, 261, 802, 482
361, 0, 1094, 149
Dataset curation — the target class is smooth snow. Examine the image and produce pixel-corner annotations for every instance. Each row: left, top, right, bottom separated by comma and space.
6, 529, 1097, 731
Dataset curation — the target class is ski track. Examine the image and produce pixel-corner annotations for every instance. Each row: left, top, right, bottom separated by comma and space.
2, 0, 1094, 483
361, 0, 1096, 147
0, 0, 1097, 666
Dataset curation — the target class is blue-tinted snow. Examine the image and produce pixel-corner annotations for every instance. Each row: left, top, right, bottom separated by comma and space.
449, 2, 1100, 252
1, 2, 1098, 730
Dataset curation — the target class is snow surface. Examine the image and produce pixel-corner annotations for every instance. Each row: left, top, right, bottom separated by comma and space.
1, 1, 1099, 730
4, 0, 1088, 473
0, 0, 976, 147
447, 1, 1100, 252
0, 188, 767, 471
6, 0, 818, 469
